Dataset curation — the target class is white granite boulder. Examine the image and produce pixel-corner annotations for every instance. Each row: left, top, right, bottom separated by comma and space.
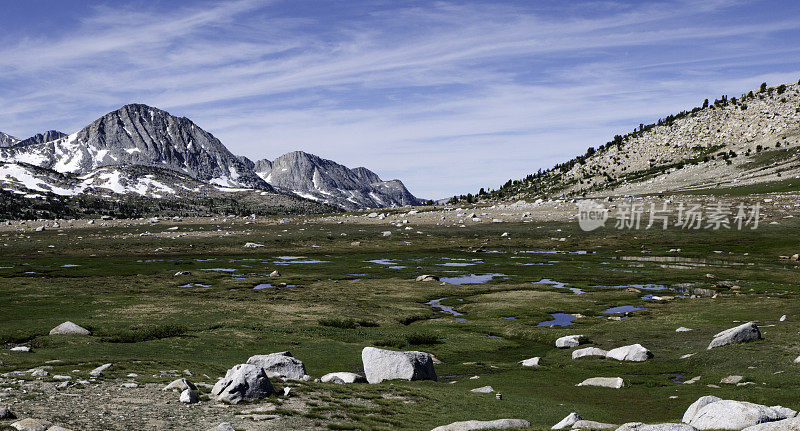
741, 417, 800, 431
10, 418, 51, 431
361, 347, 437, 384
553, 413, 583, 430
684, 397, 792, 430
606, 344, 653, 362
89, 363, 112, 377
574, 420, 617, 429
617, 423, 698, 431
211, 364, 277, 404
320, 372, 366, 384
49, 322, 91, 336
707, 322, 761, 350
577, 377, 624, 389
572, 347, 608, 359
519, 357, 541, 367
556, 335, 587, 348
163, 378, 197, 392
180, 388, 199, 403
416, 275, 440, 282
246, 351, 307, 380
431, 419, 531, 431
470, 385, 494, 393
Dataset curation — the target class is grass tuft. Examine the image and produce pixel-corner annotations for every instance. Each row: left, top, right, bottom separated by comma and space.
405, 332, 440, 345
102, 323, 188, 343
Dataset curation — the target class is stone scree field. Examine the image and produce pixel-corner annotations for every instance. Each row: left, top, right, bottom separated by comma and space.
1, 197, 800, 430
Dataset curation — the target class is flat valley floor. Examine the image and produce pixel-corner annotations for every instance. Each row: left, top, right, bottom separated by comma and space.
1, 195, 800, 430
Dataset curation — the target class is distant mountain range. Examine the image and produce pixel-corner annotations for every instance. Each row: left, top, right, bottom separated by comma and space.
0, 104, 421, 213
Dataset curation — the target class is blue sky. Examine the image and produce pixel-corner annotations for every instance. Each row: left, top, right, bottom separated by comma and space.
1, 0, 800, 199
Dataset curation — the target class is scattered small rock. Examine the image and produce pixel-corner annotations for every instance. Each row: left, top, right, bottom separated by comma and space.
89, 363, 112, 377
707, 322, 761, 349
606, 344, 653, 362
572, 347, 607, 359
552, 412, 582, 430
320, 372, 366, 384
556, 335, 587, 348
431, 419, 530, 431
519, 357, 540, 367
577, 377, 624, 389
180, 388, 199, 403
720, 375, 744, 384
49, 321, 91, 336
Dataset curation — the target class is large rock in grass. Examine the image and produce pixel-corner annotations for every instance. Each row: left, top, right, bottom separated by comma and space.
163, 378, 197, 392
246, 352, 307, 380
416, 275, 439, 282
572, 347, 607, 359
574, 420, 617, 429
682, 396, 723, 423
742, 417, 800, 431
606, 344, 653, 362
431, 419, 531, 431
320, 372, 366, 384
211, 364, 277, 404
556, 335, 587, 348
577, 377, 624, 388
180, 388, 199, 403
519, 357, 541, 367
617, 423, 698, 431
10, 418, 51, 431
683, 397, 792, 430
361, 347, 437, 384
89, 363, 112, 377
49, 322, 91, 336
552, 413, 583, 429
707, 322, 761, 350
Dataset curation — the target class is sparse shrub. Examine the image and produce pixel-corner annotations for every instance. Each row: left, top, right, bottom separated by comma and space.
318, 318, 357, 329
103, 323, 187, 343
398, 314, 432, 326
373, 337, 407, 349
357, 319, 380, 327
405, 333, 439, 345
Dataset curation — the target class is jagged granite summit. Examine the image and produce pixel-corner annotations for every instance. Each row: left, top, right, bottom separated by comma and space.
254, 151, 420, 210
1, 104, 270, 190
0, 131, 19, 147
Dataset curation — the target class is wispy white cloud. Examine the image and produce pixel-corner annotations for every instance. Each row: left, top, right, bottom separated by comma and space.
1, 0, 799, 198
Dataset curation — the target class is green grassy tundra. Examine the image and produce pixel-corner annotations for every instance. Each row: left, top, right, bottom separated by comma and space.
1, 213, 799, 430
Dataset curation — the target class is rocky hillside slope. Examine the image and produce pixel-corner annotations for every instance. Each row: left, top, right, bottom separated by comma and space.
254, 151, 420, 210
472, 80, 800, 202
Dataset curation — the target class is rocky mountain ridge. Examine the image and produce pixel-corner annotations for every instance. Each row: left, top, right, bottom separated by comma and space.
1, 104, 420, 211
254, 151, 420, 210
0, 131, 19, 147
